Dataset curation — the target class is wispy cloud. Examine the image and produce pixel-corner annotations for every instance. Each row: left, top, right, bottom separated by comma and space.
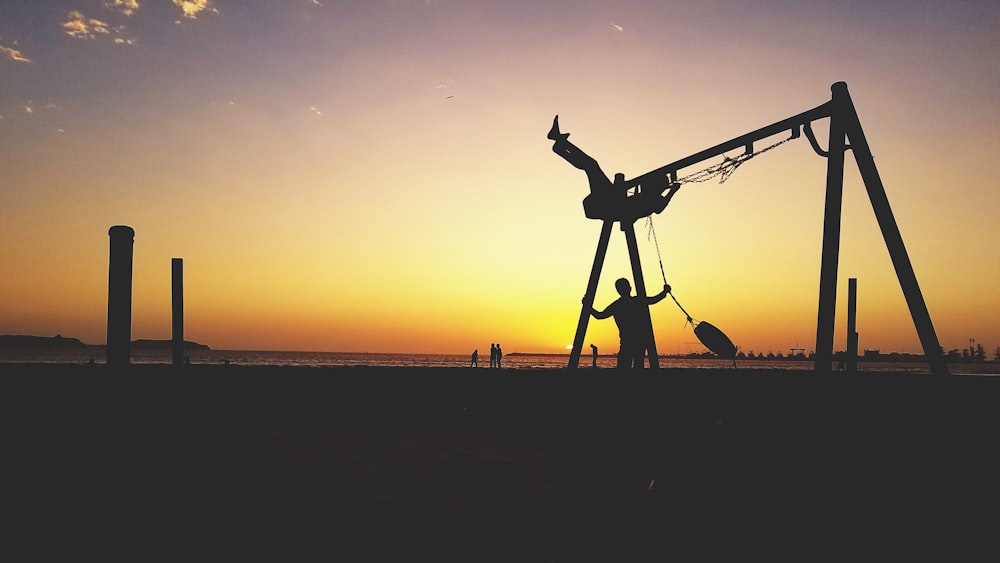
610, 22, 623, 31
172, 0, 217, 19
105, 0, 140, 16
21, 101, 63, 114
62, 11, 111, 39
62, 10, 137, 45
1, 44, 32, 63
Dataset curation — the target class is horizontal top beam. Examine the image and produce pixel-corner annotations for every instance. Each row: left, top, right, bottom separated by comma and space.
626, 101, 833, 188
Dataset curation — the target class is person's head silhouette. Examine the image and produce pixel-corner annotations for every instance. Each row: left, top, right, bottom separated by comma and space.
615, 277, 632, 297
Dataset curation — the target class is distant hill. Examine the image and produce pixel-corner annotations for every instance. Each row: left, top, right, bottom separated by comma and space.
132, 339, 210, 350
0, 335, 211, 350
0, 334, 87, 347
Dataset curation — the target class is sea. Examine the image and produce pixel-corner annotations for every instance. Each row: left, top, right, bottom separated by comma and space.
2, 346, 998, 375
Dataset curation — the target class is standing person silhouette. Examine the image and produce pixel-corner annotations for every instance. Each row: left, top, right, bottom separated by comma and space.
590, 278, 670, 368
489, 343, 497, 368
470, 349, 479, 367
590, 344, 599, 368
496, 344, 503, 368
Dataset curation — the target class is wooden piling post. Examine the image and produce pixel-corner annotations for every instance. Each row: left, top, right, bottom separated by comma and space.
172, 258, 184, 366
106, 225, 135, 367
847, 277, 858, 373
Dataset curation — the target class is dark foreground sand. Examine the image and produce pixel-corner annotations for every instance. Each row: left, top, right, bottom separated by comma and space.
5, 364, 1000, 562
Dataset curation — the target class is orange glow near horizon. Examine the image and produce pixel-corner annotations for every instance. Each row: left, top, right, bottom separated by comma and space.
2, 2, 998, 357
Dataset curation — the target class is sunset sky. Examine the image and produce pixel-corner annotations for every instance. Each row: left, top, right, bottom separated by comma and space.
2, 1, 998, 356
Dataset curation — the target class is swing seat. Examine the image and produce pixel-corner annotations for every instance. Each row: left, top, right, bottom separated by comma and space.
694, 321, 737, 359
582, 188, 672, 222
582, 192, 625, 221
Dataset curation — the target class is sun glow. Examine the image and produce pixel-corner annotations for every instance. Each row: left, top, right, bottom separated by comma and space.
0, 2, 996, 356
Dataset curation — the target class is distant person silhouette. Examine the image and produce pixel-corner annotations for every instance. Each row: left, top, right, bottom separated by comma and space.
496, 344, 503, 368
471, 349, 479, 367
590, 278, 670, 368
490, 343, 497, 368
590, 344, 599, 368
548, 115, 680, 221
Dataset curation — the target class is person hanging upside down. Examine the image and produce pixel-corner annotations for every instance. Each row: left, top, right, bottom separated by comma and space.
548, 115, 681, 221
548, 115, 621, 219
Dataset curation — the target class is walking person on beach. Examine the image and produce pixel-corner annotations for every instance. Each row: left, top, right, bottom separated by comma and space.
496, 344, 503, 368
470, 349, 479, 368
490, 343, 497, 368
590, 278, 670, 368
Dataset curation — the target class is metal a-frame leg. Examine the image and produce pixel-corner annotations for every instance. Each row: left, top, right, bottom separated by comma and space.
814, 85, 848, 373
814, 82, 948, 376
838, 87, 949, 376
569, 220, 614, 369
622, 219, 659, 369
568, 218, 661, 369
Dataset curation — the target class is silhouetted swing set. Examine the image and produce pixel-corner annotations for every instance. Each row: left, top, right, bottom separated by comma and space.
550, 81, 948, 375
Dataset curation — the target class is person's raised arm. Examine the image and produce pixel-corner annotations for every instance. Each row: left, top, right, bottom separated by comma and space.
586, 296, 615, 319
647, 283, 671, 304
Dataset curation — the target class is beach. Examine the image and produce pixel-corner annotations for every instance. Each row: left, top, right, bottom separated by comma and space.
6, 364, 1000, 562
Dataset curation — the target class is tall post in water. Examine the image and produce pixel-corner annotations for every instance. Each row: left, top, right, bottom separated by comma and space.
847, 277, 858, 373
106, 225, 135, 367
172, 258, 184, 366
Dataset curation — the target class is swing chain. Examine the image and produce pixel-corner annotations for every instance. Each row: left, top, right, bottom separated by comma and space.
645, 215, 695, 328
641, 131, 792, 335
644, 215, 667, 285
675, 137, 792, 185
